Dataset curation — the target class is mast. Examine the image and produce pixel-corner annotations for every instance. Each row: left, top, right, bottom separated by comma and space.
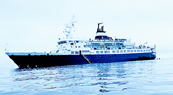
63, 16, 77, 39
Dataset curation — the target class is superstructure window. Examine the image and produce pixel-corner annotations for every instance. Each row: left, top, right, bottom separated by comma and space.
71, 51, 74, 54
127, 50, 130, 52
131, 50, 133, 52
82, 50, 90, 52
58, 41, 67, 45
134, 50, 136, 52
100, 51, 103, 53
117, 50, 119, 53
120, 50, 123, 53
104, 51, 107, 53
112, 51, 115, 53
96, 51, 99, 54
75, 51, 79, 54
76, 41, 79, 43
124, 50, 126, 53
137, 50, 140, 52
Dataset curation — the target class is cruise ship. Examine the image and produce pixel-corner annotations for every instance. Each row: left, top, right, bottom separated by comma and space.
5, 18, 156, 68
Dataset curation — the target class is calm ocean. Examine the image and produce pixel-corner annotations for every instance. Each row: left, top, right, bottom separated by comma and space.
1, 58, 173, 95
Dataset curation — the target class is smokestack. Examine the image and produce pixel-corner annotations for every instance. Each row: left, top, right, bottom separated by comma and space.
101, 26, 104, 31
97, 24, 100, 31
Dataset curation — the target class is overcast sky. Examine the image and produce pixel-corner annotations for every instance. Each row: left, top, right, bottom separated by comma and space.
0, 0, 173, 65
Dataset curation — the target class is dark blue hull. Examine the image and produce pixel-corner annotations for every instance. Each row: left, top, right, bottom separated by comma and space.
9, 52, 156, 68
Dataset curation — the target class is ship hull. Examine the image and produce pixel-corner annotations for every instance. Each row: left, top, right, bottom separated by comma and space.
8, 52, 156, 68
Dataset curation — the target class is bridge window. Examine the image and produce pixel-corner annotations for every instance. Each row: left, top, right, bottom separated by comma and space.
58, 41, 67, 45
76, 41, 79, 43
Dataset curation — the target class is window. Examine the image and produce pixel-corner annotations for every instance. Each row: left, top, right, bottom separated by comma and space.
75, 51, 79, 54
75, 46, 77, 48
120, 50, 123, 53
112, 51, 115, 53
78, 46, 80, 48
117, 50, 119, 53
107, 51, 110, 53
127, 50, 130, 52
96, 51, 99, 54
104, 51, 107, 53
82, 50, 89, 52
124, 50, 126, 53
131, 50, 133, 52
134, 50, 136, 52
137, 50, 140, 52
100, 51, 103, 53
58, 41, 67, 45
76, 41, 79, 43
71, 51, 74, 54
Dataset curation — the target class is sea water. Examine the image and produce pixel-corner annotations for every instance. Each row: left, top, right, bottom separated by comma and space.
1, 58, 173, 95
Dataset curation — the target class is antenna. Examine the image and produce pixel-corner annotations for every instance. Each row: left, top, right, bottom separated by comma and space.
63, 16, 77, 39
4, 41, 8, 52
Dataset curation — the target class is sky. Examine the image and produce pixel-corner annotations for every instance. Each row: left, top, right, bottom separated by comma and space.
0, 0, 173, 65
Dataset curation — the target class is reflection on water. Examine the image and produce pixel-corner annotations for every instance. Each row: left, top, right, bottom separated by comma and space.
2, 59, 173, 94
9, 61, 154, 94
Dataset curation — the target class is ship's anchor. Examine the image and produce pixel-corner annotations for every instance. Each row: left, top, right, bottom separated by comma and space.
79, 50, 91, 64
